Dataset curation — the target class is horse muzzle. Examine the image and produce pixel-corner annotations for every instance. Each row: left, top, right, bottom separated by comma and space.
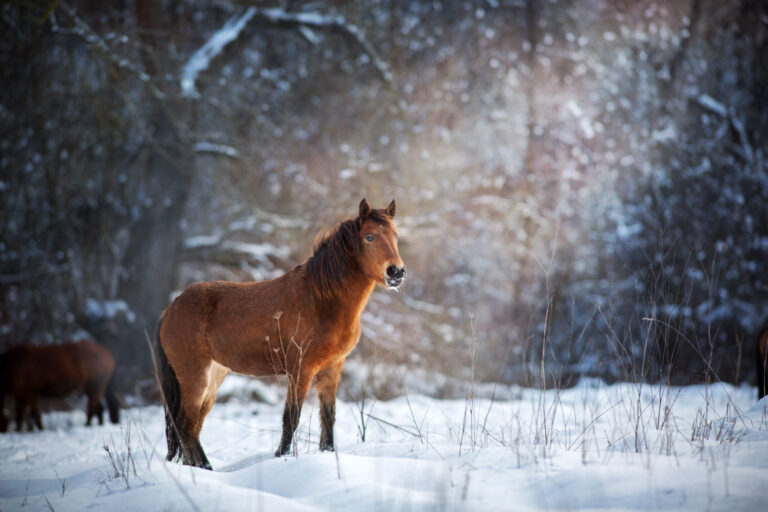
385, 265, 406, 290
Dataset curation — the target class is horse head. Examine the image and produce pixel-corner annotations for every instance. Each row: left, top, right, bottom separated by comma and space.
357, 198, 406, 291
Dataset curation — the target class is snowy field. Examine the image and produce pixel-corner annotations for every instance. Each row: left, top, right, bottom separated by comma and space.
1, 378, 766, 511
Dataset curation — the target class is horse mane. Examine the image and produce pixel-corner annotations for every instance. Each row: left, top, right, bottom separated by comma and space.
305, 209, 390, 299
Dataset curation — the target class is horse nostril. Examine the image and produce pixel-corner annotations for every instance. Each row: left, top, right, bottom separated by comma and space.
399, 266, 406, 278
386, 265, 398, 278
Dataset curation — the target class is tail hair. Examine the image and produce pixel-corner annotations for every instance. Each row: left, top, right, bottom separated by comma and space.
105, 371, 121, 424
758, 328, 768, 400
156, 317, 184, 462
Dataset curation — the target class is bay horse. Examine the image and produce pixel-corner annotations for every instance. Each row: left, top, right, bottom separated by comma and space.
757, 325, 768, 400
0, 340, 120, 432
157, 198, 405, 469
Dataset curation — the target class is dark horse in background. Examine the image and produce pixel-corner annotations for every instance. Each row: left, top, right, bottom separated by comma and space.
157, 199, 406, 469
0, 340, 120, 432
757, 325, 768, 400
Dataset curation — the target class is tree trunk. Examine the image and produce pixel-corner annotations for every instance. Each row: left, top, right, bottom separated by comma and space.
114, 0, 193, 368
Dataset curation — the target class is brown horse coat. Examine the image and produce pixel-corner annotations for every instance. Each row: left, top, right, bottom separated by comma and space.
0, 340, 120, 431
157, 199, 405, 469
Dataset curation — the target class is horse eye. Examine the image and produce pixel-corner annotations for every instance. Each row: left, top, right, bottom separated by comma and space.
365, 234, 374, 242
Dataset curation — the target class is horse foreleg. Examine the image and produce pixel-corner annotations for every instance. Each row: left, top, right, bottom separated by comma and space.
316, 360, 344, 452
275, 368, 315, 457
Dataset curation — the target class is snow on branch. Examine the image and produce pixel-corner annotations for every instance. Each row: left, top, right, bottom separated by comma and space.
84, 298, 136, 323
695, 94, 727, 117
180, 6, 393, 98
194, 141, 240, 158
181, 6, 258, 98
692, 93, 754, 164
59, 3, 164, 100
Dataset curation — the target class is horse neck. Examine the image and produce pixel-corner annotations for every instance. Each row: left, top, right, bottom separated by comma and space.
326, 268, 376, 321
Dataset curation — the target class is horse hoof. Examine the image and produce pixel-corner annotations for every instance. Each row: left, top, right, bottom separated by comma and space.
319, 444, 334, 452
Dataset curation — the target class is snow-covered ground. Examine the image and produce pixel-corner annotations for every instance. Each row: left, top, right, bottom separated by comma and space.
1, 378, 766, 511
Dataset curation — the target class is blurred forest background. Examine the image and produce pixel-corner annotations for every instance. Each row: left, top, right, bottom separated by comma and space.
1, 0, 767, 399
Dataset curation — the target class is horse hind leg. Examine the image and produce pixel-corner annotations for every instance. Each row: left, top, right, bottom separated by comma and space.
198, 363, 228, 433
85, 383, 106, 426
174, 361, 222, 470
178, 416, 211, 470
15, 397, 28, 432
182, 363, 228, 470
29, 396, 42, 430
86, 397, 105, 426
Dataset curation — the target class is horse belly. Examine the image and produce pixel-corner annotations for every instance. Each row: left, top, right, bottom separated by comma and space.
211, 335, 281, 377
39, 381, 78, 398
38, 363, 83, 398
208, 310, 314, 377
10, 355, 77, 398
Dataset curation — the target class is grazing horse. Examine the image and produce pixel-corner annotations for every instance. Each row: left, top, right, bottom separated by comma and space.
757, 326, 768, 400
0, 340, 120, 432
157, 198, 405, 469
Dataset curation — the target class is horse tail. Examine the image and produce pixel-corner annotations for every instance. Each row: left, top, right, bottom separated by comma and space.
156, 314, 183, 462
0, 352, 8, 432
0, 351, 8, 392
104, 370, 121, 424
758, 328, 768, 400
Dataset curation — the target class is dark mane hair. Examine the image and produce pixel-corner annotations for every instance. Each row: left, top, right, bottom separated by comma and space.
305, 210, 391, 299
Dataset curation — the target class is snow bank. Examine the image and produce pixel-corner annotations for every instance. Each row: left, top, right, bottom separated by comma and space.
0, 380, 765, 511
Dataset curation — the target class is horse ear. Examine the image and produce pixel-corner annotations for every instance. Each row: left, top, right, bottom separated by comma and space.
359, 198, 371, 220
385, 199, 396, 218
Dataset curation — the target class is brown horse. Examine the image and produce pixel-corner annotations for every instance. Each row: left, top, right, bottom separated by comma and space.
757, 326, 768, 400
156, 198, 405, 469
0, 340, 120, 432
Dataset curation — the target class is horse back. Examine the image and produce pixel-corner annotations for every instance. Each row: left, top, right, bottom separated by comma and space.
161, 275, 328, 376
1, 345, 77, 397
1, 341, 113, 398
71, 340, 116, 384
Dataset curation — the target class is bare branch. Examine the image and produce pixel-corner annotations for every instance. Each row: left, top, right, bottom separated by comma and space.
0, 265, 68, 285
